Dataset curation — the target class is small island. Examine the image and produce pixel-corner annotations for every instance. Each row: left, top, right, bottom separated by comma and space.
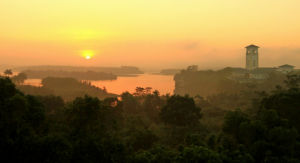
18, 77, 117, 101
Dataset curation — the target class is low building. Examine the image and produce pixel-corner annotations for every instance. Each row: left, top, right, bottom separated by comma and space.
229, 45, 295, 82
277, 64, 295, 74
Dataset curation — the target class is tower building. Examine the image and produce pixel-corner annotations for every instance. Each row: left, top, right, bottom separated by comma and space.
245, 44, 259, 70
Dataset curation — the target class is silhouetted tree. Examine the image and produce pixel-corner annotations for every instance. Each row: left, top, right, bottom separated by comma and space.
3, 69, 13, 76
143, 92, 164, 122
66, 95, 105, 137
11, 72, 27, 85
0, 77, 47, 162
145, 87, 152, 94
37, 95, 64, 115
119, 92, 140, 114
134, 87, 145, 96
160, 95, 201, 126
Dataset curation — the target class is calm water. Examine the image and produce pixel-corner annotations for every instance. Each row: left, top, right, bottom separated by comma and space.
24, 79, 42, 87
25, 74, 175, 95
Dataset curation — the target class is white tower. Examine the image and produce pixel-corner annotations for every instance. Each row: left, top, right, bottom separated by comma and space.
245, 44, 259, 70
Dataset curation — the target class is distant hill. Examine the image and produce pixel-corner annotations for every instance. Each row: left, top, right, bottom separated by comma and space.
159, 69, 182, 75
15, 65, 144, 76
22, 70, 117, 80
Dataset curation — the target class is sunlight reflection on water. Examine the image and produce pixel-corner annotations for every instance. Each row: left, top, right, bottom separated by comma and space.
25, 74, 175, 95
90, 74, 174, 95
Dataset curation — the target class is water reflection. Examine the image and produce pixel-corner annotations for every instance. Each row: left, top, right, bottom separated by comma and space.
24, 74, 175, 95
91, 74, 174, 95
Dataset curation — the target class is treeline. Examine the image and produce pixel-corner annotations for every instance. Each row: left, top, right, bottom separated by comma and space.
22, 70, 117, 80
160, 69, 181, 75
1, 75, 300, 162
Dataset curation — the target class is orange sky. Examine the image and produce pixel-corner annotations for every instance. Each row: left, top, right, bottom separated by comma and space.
1, 0, 300, 69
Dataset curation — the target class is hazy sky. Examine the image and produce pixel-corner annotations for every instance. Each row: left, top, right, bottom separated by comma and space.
1, 0, 300, 69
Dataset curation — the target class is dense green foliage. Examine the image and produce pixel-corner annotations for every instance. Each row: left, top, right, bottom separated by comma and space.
160, 95, 201, 126
1, 74, 300, 162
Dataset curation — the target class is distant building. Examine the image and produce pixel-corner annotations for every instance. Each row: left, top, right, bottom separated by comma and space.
174, 45, 299, 95
277, 64, 295, 74
180, 45, 296, 83
229, 45, 296, 82
246, 44, 259, 70
248, 67, 277, 80
227, 67, 276, 82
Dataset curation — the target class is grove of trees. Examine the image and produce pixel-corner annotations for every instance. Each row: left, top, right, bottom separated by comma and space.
1, 74, 300, 162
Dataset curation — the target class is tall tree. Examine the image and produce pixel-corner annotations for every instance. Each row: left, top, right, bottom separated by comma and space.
160, 95, 202, 126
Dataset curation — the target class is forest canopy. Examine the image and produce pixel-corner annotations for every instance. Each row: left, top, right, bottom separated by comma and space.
1, 74, 300, 162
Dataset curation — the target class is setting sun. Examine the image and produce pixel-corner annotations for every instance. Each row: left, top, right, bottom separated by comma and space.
81, 50, 95, 60
1, 1, 300, 161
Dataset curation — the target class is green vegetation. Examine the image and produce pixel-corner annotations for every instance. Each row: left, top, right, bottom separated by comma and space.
1, 74, 300, 162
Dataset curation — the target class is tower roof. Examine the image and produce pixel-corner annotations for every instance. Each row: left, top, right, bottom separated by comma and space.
245, 44, 259, 48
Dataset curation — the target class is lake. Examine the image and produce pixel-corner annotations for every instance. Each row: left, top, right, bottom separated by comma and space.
24, 74, 175, 95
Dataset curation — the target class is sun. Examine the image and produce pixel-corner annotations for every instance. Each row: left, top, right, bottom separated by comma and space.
81, 50, 95, 60
85, 55, 91, 60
